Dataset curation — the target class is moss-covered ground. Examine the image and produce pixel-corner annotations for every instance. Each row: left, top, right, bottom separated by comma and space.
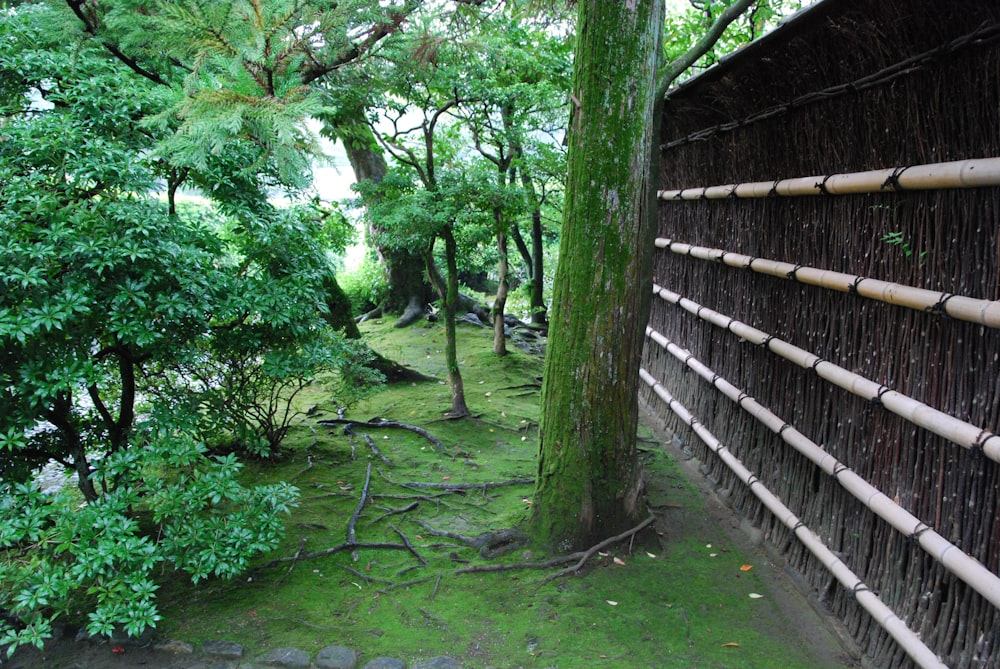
141, 320, 850, 668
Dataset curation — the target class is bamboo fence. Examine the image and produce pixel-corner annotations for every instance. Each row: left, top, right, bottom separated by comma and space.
639, 367, 947, 669
644, 324, 1000, 609
651, 284, 1000, 464
645, 1, 1000, 667
659, 158, 1000, 201
653, 237, 1000, 329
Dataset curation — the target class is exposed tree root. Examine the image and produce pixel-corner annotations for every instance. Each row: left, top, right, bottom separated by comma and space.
319, 418, 448, 454
453, 514, 657, 582
380, 472, 534, 492
537, 515, 656, 583
363, 434, 392, 465
341, 564, 394, 585
414, 521, 528, 558
260, 540, 418, 570
368, 502, 419, 525
389, 522, 427, 565
348, 463, 373, 560
276, 537, 309, 585
393, 297, 426, 328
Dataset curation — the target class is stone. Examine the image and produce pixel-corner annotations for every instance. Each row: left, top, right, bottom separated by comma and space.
362, 657, 406, 669
154, 639, 195, 654
258, 646, 312, 668
413, 657, 463, 669
316, 645, 360, 669
202, 639, 245, 659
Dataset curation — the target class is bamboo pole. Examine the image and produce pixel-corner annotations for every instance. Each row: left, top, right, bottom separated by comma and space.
651, 283, 1000, 464
638, 367, 948, 669
653, 237, 1000, 329
645, 325, 1000, 611
658, 157, 1000, 200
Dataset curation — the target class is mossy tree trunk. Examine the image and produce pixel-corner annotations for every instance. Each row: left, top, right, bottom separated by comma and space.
427, 227, 471, 417
529, 0, 663, 551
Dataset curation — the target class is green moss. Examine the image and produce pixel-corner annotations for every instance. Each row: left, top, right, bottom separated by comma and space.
153, 320, 842, 668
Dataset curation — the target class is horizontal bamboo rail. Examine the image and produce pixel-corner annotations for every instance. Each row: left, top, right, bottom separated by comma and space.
638, 367, 948, 669
645, 325, 1000, 610
658, 157, 1000, 200
651, 284, 1000, 464
654, 237, 1000, 329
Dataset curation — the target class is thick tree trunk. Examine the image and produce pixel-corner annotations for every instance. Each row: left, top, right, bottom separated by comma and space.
530, 0, 662, 550
331, 108, 434, 324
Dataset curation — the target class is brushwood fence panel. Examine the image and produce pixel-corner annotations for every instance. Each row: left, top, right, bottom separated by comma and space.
641, 2, 1000, 667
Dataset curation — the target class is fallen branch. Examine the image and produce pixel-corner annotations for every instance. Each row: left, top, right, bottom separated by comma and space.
318, 417, 449, 454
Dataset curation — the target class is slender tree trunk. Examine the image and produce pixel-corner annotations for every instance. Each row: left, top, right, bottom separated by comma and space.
508, 118, 549, 327
48, 393, 99, 502
528, 200, 547, 327
530, 0, 663, 550
426, 228, 470, 417
493, 225, 509, 356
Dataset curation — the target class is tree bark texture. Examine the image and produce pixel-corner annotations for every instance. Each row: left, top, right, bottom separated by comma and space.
530, 0, 662, 550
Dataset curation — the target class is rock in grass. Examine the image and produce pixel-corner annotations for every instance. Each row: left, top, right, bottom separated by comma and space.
153, 639, 194, 654
413, 658, 463, 669
316, 645, 361, 669
258, 646, 312, 667
362, 658, 406, 669
201, 640, 244, 659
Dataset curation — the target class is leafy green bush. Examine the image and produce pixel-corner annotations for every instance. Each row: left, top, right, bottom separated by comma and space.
0, 413, 297, 654
0, 7, 367, 653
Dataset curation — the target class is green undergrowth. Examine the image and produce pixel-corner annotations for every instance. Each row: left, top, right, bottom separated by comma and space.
153, 319, 840, 668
